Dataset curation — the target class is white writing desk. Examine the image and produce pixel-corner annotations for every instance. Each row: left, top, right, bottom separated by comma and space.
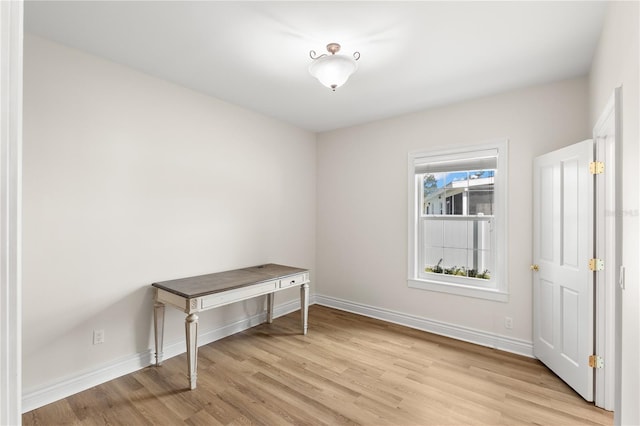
152, 263, 310, 389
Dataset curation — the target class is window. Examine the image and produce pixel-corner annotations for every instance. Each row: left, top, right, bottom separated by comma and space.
408, 141, 508, 301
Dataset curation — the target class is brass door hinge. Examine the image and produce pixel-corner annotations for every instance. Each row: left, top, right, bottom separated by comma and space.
589, 161, 605, 175
589, 355, 604, 369
589, 258, 604, 271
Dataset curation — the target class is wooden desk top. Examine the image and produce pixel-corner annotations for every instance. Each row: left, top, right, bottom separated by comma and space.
152, 264, 308, 298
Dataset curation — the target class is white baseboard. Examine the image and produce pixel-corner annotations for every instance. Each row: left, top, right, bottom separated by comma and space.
22, 298, 302, 413
22, 350, 154, 414
23, 295, 533, 413
314, 294, 534, 358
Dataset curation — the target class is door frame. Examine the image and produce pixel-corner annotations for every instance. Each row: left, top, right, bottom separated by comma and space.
0, 0, 23, 424
593, 88, 621, 411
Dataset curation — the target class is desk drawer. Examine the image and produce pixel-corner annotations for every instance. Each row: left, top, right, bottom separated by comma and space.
279, 273, 308, 289
201, 280, 278, 309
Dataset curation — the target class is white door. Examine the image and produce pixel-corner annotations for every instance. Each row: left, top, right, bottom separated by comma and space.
533, 140, 594, 401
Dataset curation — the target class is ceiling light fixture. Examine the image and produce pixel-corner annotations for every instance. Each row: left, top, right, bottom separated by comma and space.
309, 43, 360, 91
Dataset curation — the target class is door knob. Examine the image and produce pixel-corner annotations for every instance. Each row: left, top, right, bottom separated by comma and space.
530, 264, 539, 272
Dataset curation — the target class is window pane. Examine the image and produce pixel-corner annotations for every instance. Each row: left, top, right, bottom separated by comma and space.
469, 190, 494, 215
424, 247, 444, 273
442, 248, 468, 273
444, 191, 464, 215
423, 173, 446, 215
421, 218, 494, 278
423, 170, 496, 216
468, 169, 495, 215
469, 249, 493, 279
468, 170, 495, 180
447, 172, 469, 187
422, 219, 443, 247
443, 220, 468, 249
467, 219, 492, 250
444, 172, 468, 216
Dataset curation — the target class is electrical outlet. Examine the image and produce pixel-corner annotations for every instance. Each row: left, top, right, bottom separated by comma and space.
504, 317, 513, 330
93, 329, 105, 345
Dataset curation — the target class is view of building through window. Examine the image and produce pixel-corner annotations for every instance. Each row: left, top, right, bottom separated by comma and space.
420, 169, 495, 281
423, 170, 495, 215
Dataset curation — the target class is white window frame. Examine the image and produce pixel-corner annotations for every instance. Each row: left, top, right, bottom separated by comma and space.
408, 140, 509, 302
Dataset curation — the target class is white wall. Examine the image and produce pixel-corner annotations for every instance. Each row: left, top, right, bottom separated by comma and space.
316, 78, 589, 350
22, 35, 316, 401
589, 2, 639, 424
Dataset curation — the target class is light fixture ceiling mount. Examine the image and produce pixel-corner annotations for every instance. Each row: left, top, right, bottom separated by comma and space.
309, 43, 360, 91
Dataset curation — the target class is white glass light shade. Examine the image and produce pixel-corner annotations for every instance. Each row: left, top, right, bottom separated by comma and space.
309, 54, 358, 91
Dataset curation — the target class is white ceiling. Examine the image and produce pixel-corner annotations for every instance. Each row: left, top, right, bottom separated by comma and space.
24, 1, 607, 132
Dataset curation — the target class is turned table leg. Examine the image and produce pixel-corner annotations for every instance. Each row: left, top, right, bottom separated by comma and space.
300, 282, 309, 335
153, 302, 165, 366
266, 292, 275, 324
185, 313, 199, 390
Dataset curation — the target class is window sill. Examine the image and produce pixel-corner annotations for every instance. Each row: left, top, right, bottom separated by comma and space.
408, 278, 509, 302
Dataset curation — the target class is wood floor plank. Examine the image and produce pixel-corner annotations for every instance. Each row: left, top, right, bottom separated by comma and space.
184, 408, 225, 426
247, 370, 358, 425
23, 305, 613, 426
110, 378, 186, 425
22, 399, 80, 426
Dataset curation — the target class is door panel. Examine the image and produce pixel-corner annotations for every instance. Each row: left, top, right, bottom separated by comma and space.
539, 164, 555, 261
562, 158, 580, 267
533, 140, 594, 401
561, 287, 579, 363
539, 279, 554, 346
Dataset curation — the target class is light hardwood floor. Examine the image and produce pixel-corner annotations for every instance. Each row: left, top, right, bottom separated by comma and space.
23, 305, 613, 425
